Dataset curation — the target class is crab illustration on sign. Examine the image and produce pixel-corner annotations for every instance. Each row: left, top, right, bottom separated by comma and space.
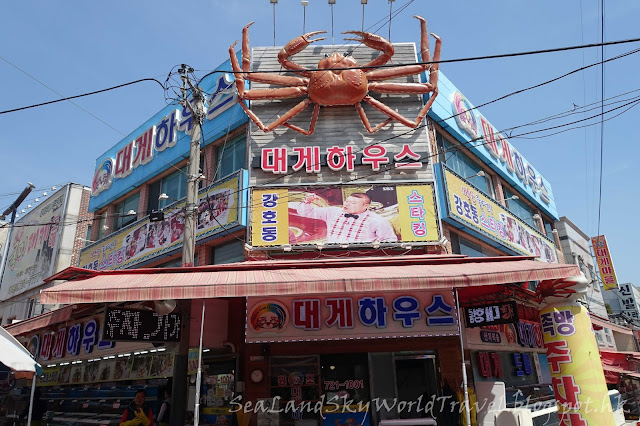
229, 15, 441, 136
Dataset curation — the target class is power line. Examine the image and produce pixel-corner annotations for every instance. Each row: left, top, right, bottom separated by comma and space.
0, 55, 126, 135
0, 78, 165, 115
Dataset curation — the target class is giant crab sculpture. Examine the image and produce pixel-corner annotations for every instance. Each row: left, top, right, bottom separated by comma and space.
228, 16, 441, 135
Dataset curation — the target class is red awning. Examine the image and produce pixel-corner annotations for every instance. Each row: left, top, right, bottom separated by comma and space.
591, 315, 634, 335
4, 305, 75, 336
40, 255, 581, 305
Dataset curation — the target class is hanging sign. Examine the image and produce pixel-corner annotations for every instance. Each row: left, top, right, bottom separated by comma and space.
103, 307, 182, 342
540, 302, 615, 425
591, 235, 619, 291
465, 302, 517, 327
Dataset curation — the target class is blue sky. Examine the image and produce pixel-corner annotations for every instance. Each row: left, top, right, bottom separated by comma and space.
1, 1, 638, 284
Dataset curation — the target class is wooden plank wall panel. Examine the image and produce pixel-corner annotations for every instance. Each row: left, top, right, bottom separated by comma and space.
247, 42, 435, 187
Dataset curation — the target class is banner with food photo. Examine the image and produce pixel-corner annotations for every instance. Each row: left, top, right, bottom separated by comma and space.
441, 165, 557, 262
79, 172, 243, 270
251, 183, 440, 248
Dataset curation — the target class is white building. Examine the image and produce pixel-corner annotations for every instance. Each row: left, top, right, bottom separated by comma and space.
0, 183, 91, 325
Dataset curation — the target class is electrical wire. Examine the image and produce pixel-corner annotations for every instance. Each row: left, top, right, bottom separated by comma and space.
0, 78, 165, 116
0, 55, 127, 135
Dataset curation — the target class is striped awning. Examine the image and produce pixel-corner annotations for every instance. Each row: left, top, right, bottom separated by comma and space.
40, 255, 581, 305
4, 304, 75, 336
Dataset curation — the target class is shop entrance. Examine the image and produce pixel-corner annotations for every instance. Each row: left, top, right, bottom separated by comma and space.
394, 354, 439, 419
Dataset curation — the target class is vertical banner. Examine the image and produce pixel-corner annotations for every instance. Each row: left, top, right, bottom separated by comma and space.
591, 235, 618, 291
251, 188, 290, 247
540, 302, 614, 425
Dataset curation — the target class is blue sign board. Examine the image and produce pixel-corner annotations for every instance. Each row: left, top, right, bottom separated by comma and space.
89, 56, 247, 212
426, 71, 558, 220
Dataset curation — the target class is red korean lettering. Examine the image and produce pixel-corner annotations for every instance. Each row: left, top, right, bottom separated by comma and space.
325, 298, 354, 329
292, 299, 321, 330
480, 118, 499, 158
326, 146, 356, 172
544, 340, 572, 373
552, 375, 581, 410
292, 146, 321, 173
261, 148, 288, 174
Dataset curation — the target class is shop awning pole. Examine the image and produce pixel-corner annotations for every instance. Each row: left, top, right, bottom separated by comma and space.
454, 288, 472, 426
194, 299, 206, 426
27, 372, 36, 426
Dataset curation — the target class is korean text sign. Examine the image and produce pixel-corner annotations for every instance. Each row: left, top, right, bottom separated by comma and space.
250, 183, 440, 248
591, 235, 618, 291
465, 302, 517, 327
103, 307, 181, 342
0, 191, 66, 300
79, 173, 241, 271
442, 166, 557, 262
246, 291, 458, 343
540, 303, 614, 425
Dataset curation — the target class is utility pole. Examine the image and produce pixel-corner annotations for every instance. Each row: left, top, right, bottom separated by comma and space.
169, 65, 206, 426
0, 183, 35, 291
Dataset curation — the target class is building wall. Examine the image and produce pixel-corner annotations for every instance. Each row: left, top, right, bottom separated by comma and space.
0, 184, 90, 325
555, 216, 608, 318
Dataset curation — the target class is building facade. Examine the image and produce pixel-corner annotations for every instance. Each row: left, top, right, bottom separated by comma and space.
2, 17, 620, 426
0, 183, 91, 325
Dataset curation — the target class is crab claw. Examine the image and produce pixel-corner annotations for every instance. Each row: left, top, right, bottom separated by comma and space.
280, 31, 327, 58
343, 30, 394, 67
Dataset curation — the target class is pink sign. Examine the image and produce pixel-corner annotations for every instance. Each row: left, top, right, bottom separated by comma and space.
246, 291, 459, 343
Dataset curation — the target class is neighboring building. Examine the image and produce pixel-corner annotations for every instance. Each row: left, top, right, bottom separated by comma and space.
0, 183, 91, 325
555, 216, 608, 318
604, 283, 640, 326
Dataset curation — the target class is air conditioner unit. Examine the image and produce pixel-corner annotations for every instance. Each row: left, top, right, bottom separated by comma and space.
494, 408, 533, 426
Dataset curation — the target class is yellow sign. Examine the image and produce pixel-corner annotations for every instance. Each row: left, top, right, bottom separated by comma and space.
591, 235, 618, 291
79, 174, 241, 270
540, 303, 614, 425
443, 167, 557, 262
250, 184, 440, 247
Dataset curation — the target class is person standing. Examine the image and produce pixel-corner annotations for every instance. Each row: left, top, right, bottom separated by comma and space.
119, 389, 153, 426
296, 192, 398, 243
156, 389, 171, 426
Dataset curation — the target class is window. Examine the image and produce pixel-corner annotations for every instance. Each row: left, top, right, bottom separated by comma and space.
96, 213, 107, 240
215, 136, 246, 180
84, 225, 92, 247
147, 167, 188, 211
504, 188, 537, 229
436, 133, 494, 197
27, 298, 42, 318
543, 218, 554, 240
212, 241, 244, 264
450, 233, 494, 257
113, 192, 140, 231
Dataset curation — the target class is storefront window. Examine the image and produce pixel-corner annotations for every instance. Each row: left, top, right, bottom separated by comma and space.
199, 357, 236, 425
270, 355, 321, 425
215, 136, 246, 180
320, 353, 370, 408
437, 133, 494, 197
113, 192, 140, 231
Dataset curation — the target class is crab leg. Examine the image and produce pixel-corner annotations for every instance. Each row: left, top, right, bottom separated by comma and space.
242, 87, 307, 100
248, 73, 308, 87
282, 103, 321, 135
363, 89, 438, 129
369, 82, 435, 94
355, 103, 394, 133
278, 31, 326, 77
343, 31, 394, 68
264, 98, 315, 133
229, 40, 247, 96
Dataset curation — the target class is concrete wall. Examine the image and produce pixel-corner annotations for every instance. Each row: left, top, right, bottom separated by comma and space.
555, 216, 609, 318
